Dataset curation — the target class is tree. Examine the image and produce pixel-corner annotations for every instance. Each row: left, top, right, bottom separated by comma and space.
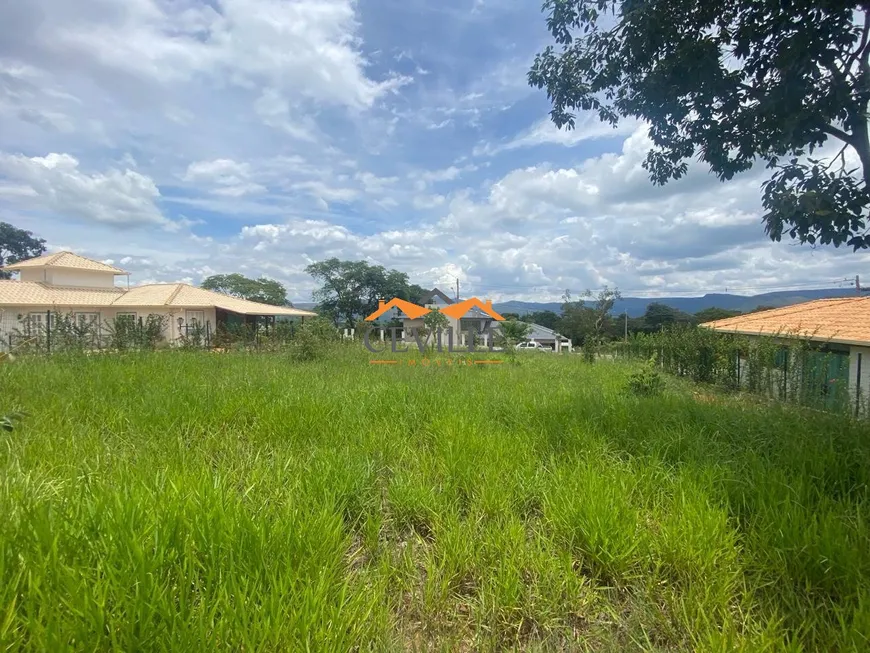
557, 287, 621, 345
584, 286, 622, 343
422, 307, 450, 334
748, 304, 778, 314
695, 307, 743, 323
201, 273, 289, 306
558, 290, 596, 345
525, 310, 560, 330
305, 259, 419, 328
643, 303, 694, 331
497, 319, 534, 356
530, 2, 870, 249
0, 222, 46, 279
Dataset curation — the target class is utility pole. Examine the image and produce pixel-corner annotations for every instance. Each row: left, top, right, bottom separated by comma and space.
455, 277, 460, 302
857, 275, 861, 295
624, 311, 628, 342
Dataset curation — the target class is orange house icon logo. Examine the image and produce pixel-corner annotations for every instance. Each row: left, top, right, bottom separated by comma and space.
365, 297, 505, 322
363, 294, 505, 357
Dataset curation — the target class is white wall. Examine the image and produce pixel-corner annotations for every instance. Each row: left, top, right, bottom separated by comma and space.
849, 346, 870, 417
20, 268, 119, 288
402, 315, 461, 347
0, 305, 217, 348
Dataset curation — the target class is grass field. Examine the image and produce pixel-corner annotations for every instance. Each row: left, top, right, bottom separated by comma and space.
1, 348, 869, 651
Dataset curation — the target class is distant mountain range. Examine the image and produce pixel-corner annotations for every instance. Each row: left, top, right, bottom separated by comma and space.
292, 288, 860, 319
493, 288, 860, 318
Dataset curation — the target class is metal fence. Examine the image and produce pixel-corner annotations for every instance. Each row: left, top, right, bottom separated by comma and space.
610, 335, 863, 417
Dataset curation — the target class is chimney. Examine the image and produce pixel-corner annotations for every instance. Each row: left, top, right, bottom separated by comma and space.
485, 299, 492, 307
378, 299, 385, 309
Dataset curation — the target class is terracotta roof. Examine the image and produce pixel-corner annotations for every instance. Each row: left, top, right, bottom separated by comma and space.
0, 280, 317, 317
0, 281, 124, 306
3, 251, 127, 274
442, 298, 504, 321
700, 297, 870, 346
118, 284, 317, 316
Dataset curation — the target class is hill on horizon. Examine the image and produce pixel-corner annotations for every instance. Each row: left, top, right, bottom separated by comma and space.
492, 287, 859, 318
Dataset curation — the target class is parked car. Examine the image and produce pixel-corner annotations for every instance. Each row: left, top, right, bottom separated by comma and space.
516, 341, 551, 352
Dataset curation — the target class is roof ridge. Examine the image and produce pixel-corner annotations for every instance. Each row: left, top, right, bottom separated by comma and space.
47, 252, 66, 265
164, 283, 186, 306
37, 282, 124, 292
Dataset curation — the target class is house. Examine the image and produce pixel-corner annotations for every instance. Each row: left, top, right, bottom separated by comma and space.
400, 288, 504, 346
490, 320, 573, 352
700, 297, 870, 414
0, 251, 316, 348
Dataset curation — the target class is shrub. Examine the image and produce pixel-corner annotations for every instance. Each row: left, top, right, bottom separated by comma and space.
626, 355, 664, 397
290, 317, 339, 362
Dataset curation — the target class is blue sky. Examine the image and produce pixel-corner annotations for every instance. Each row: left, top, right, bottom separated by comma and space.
0, 0, 867, 302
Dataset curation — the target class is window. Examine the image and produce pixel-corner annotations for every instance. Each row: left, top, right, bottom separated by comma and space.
116, 312, 137, 323
26, 312, 48, 335
75, 312, 99, 327
185, 311, 205, 327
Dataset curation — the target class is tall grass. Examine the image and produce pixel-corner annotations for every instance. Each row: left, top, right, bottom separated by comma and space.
0, 349, 868, 650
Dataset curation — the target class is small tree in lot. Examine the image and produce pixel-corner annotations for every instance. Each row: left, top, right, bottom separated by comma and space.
422, 308, 450, 352
497, 319, 533, 361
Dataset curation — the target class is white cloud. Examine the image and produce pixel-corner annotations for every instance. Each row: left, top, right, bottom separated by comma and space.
0, 0, 407, 111
476, 113, 642, 156
183, 158, 267, 197
0, 152, 171, 228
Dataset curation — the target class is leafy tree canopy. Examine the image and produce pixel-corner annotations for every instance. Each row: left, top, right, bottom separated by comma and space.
305, 259, 423, 327
643, 302, 694, 331
530, 1, 870, 249
694, 307, 743, 323
201, 273, 289, 307
498, 318, 534, 345
558, 286, 621, 344
0, 222, 46, 280
525, 310, 561, 330
422, 307, 450, 333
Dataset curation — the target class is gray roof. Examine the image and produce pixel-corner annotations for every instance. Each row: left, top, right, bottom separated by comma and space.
492, 321, 568, 341
419, 288, 454, 306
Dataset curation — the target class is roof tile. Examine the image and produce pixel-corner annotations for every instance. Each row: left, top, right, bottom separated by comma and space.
701, 297, 870, 346
3, 251, 127, 274
0, 281, 317, 317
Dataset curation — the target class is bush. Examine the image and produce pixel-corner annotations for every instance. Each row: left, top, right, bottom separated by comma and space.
290, 317, 339, 362
626, 355, 664, 397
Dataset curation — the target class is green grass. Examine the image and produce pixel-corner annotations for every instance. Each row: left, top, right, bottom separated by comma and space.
1, 348, 868, 651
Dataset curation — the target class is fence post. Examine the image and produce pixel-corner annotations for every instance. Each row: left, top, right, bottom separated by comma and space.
206, 321, 211, 348
856, 352, 863, 418
46, 309, 51, 354
736, 351, 740, 388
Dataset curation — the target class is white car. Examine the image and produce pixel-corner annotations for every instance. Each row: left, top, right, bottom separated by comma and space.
516, 341, 551, 352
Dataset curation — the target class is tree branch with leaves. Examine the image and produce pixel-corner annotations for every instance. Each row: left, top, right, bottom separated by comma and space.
530, 1, 870, 249
0, 223, 46, 279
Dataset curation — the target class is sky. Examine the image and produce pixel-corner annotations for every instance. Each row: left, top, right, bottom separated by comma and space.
0, 0, 868, 303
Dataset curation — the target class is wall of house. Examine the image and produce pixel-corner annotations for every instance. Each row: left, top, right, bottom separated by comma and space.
19, 268, 119, 288
0, 305, 217, 349
402, 315, 462, 347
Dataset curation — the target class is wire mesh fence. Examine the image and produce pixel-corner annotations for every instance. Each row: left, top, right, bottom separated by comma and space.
608, 327, 864, 418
